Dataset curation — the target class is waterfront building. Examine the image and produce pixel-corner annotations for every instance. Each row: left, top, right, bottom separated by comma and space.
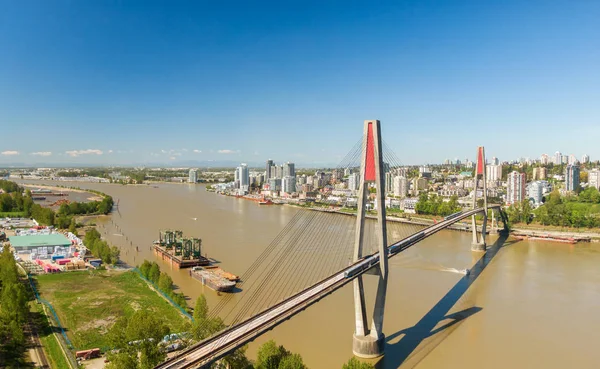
506, 171, 526, 205
268, 178, 282, 192
282, 176, 296, 194
270, 165, 277, 179
565, 164, 580, 192
393, 176, 408, 198
588, 169, 600, 190
532, 167, 547, 180
265, 159, 274, 180
297, 175, 307, 185
188, 168, 198, 183
236, 164, 250, 193
582, 154, 590, 164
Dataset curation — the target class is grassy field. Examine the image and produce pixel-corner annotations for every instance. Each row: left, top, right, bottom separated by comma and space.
35, 270, 189, 350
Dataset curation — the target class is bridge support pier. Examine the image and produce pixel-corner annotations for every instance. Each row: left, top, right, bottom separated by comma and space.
471, 146, 488, 253
352, 120, 388, 359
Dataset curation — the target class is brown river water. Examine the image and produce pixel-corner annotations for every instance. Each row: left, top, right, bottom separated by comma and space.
17, 180, 600, 369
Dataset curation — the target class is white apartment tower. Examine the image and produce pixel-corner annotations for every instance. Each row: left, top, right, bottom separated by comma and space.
506, 171, 526, 205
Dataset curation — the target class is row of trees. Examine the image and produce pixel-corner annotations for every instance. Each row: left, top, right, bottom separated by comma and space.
0, 246, 30, 366
84, 229, 120, 265
415, 193, 461, 216
138, 260, 187, 310
506, 189, 600, 228
0, 179, 21, 193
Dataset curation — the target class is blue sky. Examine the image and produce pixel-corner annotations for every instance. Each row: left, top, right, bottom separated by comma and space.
0, 0, 598, 167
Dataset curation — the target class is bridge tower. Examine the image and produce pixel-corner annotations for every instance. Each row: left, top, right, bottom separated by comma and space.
352, 120, 389, 358
471, 146, 488, 252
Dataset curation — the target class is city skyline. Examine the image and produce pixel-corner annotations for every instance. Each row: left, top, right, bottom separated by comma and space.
1, 1, 599, 165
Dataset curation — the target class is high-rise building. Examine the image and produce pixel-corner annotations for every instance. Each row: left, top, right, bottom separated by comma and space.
568, 154, 577, 165
588, 169, 600, 190
236, 164, 249, 192
393, 176, 408, 198
554, 151, 562, 165
265, 159, 274, 180
284, 162, 295, 178
582, 154, 590, 164
491, 157, 499, 165
268, 178, 281, 191
561, 155, 568, 165
532, 167, 547, 180
282, 176, 296, 194
486, 164, 502, 183
348, 172, 360, 191
385, 172, 393, 194
540, 154, 549, 165
188, 168, 198, 183
565, 164, 580, 192
506, 171, 526, 205
275, 165, 284, 179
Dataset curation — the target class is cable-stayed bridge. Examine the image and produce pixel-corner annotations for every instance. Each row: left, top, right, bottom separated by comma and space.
155, 120, 508, 369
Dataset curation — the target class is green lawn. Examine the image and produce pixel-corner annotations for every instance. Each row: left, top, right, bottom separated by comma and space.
35, 270, 189, 350
0, 211, 26, 217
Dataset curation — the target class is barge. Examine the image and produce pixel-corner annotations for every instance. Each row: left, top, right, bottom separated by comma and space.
153, 230, 210, 269
190, 266, 237, 292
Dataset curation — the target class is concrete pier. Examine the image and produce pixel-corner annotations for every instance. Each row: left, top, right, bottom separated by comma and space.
353, 333, 385, 358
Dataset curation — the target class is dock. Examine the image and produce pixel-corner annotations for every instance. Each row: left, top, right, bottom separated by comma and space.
153, 230, 210, 269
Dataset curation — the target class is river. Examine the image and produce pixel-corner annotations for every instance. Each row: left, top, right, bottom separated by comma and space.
17, 180, 600, 369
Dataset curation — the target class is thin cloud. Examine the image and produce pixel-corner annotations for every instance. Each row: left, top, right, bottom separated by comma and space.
65, 149, 103, 157
218, 149, 240, 154
193, 149, 202, 153
1, 150, 20, 156
108, 150, 114, 154
31, 151, 52, 157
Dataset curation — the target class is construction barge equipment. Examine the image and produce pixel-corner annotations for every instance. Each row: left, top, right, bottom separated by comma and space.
190, 266, 238, 292
153, 230, 210, 269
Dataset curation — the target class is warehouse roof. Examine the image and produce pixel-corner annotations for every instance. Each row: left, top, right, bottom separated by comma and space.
9, 234, 72, 248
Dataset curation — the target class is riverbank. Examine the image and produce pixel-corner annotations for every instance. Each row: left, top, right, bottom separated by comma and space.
35, 270, 189, 351
21, 183, 104, 202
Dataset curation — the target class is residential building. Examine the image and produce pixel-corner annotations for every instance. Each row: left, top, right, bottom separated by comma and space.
282, 176, 296, 194
268, 178, 281, 192
582, 154, 590, 164
532, 167, 547, 180
561, 155, 568, 164
565, 164, 580, 192
554, 151, 562, 165
491, 157, 499, 165
527, 181, 544, 206
284, 162, 296, 178
385, 172, 393, 194
588, 169, 600, 190
236, 164, 250, 192
270, 165, 278, 179
275, 165, 284, 179
568, 154, 577, 165
506, 171, 526, 205
540, 154, 549, 165
188, 168, 198, 183
486, 164, 502, 184
265, 159, 274, 180
393, 176, 408, 198
411, 177, 428, 196
348, 172, 360, 192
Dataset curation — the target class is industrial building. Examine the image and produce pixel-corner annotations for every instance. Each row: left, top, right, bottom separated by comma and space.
9, 234, 72, 254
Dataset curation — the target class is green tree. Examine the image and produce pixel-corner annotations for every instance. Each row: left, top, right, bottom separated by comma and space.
193, 295, 209, 321
148, 263, 161, 283
278, 353, 307, 369
256, 340, 289, 369
342, 357, 375, 369
158, 273, 174, 292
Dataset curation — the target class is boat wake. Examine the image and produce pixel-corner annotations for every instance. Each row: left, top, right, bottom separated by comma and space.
441, 267, 470, 275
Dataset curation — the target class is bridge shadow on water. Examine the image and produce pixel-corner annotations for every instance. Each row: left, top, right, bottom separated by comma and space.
377, 233, 518, 369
